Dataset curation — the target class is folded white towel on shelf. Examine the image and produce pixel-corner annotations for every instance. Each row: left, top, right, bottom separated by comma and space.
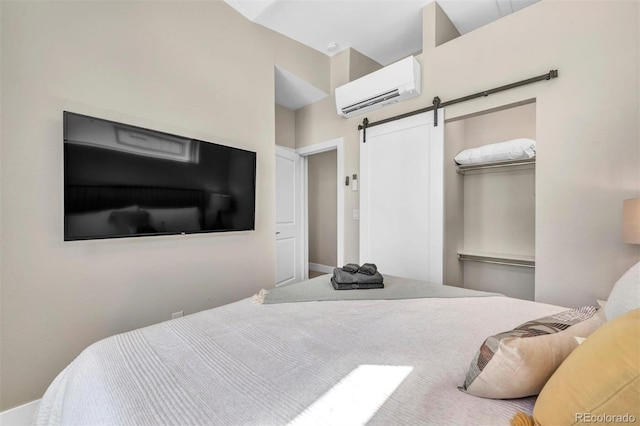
455, 138, 536, 165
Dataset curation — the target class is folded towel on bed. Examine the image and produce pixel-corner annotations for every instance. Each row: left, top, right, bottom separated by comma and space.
358, 263, 378, 275
331, 268, 384, 290
331, 277, 384, 290
342, 263, 360, 273
333, 268, 384, 284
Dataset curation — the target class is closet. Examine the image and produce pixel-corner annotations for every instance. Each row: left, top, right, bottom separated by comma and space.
444, 101, 536, 300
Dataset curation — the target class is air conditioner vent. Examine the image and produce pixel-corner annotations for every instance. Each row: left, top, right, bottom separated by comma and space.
341, 90, 401, 115
335, 56, 421, 118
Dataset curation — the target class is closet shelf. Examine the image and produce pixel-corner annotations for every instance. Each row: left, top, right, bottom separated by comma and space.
456, 158, 536, 174
458, 250, 535, 268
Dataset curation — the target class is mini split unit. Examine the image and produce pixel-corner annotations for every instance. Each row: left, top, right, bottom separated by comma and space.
335, 56, 421, 118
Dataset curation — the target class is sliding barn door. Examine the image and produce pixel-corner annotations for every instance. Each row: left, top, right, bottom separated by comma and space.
360, 111, 444, 283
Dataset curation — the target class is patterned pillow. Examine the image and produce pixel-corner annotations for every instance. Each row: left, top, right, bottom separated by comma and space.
460, 306, 605, 399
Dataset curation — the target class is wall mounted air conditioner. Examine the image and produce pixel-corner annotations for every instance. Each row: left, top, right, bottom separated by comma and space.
335, 56, 421, 118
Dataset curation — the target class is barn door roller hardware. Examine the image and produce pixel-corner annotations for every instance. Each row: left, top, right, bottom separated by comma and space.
359, 69, 558, 142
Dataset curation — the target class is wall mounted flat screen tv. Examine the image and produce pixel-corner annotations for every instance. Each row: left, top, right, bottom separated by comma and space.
64, 112, 256, 241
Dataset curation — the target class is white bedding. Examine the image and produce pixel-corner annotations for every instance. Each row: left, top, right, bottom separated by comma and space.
34, 292, 567, 425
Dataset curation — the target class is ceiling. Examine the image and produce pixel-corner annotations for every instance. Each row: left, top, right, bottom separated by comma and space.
224, 0, 539, 110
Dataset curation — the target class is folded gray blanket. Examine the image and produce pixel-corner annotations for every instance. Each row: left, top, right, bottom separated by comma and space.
253, 274, 504, 304
358, 263, 377, 275
333, 268, 384, 285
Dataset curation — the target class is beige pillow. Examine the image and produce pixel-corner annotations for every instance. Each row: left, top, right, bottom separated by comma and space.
460, 306, 605, 399
534, 308, 640, 425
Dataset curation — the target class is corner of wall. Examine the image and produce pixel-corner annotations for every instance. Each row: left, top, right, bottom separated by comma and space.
443, 119, 465, 288
327, 47, 383, 110
329, 49, 351, 91
348, 49, 382, 82
422, 1, 437, 54
434, 2, 461, 46
275, 103, 296, 150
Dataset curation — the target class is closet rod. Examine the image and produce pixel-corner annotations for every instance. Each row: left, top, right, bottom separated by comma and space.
456, 158, 536, 174
358, 69, 558, 139
458, 257, 536, 269
457, 253, 535, 268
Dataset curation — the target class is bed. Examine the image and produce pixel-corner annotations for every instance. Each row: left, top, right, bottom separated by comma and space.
34, 274, 573, 425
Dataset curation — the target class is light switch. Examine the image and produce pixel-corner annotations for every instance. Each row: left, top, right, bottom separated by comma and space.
353, 209, 360, 220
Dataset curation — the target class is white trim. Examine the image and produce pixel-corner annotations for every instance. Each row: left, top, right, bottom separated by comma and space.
274, 145, 297, 154
296, 138, 341, 156
0, 399, 41, 426
296, 138, 345, 271
302, 158, 309, 280
336, 142, 345, 267
308, 263, 335, 274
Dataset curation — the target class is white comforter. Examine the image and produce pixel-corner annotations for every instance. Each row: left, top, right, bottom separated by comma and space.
35, 294, 566, 425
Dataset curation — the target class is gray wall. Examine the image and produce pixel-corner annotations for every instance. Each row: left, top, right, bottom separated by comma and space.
308, 150, 338, 267
0, 0, 329, 410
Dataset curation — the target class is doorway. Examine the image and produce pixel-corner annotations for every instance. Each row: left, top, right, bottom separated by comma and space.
297, 138, 345, 280
306, 149, 338, 277
275, 138, 345, 285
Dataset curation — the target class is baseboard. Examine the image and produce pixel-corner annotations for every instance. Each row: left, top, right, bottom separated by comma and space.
0, 399, 40, 426
309, 263, 334, 274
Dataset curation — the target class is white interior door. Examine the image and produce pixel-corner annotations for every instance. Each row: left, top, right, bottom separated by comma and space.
276, 145, 303, 286
360, 110, 444, 283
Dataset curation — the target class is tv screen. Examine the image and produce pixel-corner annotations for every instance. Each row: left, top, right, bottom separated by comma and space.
64, 112, 256, 241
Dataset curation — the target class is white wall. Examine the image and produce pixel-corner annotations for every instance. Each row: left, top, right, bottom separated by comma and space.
275, 104, 296, 149
0, 0, 329, 411
296, 0, 640, 307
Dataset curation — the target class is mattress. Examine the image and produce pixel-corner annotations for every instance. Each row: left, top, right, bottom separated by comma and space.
34, 280, 567, 425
